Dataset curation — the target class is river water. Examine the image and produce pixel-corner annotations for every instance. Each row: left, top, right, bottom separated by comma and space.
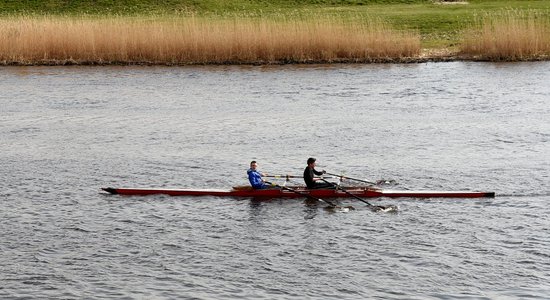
1, 62, 549, 299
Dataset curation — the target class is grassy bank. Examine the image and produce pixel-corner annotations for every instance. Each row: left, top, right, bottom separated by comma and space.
0, 0, 549, 64
461, 11, 550, 61
0, 16, 420, 65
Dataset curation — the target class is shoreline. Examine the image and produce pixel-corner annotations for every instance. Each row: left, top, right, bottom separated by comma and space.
2, 51, 549, 66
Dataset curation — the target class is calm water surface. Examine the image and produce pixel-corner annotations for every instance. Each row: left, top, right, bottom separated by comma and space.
1, 62, 549, 299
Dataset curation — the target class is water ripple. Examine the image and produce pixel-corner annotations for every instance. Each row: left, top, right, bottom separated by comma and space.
1, 62, 550, 299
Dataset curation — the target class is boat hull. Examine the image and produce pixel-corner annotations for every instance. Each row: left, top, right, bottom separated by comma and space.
101, 186, 495, 199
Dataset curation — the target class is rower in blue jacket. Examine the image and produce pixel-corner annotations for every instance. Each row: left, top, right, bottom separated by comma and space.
247, 160, 268, 189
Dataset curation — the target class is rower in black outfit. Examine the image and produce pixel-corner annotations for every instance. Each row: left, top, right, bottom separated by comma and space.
303, 157, 334, 189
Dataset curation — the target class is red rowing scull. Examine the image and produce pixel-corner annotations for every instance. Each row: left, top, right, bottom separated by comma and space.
101, 186, 495, 198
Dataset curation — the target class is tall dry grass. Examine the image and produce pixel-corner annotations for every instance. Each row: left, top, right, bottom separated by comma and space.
460, 11, 550, 61
0, 16, 420, 65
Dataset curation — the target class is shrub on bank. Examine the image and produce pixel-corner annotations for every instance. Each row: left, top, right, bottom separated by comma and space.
460, 11, 550, 61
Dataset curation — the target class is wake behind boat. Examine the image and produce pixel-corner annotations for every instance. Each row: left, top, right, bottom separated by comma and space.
101, 185, 495, 199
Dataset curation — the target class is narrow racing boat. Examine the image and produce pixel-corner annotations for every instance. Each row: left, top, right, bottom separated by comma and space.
101, 186, 495, 199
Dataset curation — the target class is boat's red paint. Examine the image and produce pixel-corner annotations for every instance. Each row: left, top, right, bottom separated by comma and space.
101, 186, 495, 198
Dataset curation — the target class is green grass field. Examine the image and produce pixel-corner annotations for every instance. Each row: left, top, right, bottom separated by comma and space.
1, 0, 549, 63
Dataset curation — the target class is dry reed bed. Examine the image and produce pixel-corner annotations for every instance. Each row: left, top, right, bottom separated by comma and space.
460, 12, 550, 61
0, 17, 421, 65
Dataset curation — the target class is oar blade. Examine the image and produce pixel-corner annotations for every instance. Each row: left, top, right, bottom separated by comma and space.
370, 205, 399, 213
319, 198, 355, 212
323, 205, 354, 213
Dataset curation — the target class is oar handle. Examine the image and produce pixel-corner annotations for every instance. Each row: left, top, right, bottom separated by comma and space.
326, 172, 377, 185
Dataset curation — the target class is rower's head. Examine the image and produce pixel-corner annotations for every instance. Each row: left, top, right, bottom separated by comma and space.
307, 157, 316, 167
250, 160, 258, 170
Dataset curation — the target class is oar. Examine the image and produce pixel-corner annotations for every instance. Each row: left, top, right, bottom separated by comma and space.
263, 175, 301, 179
263, 174, 301, 182
264, 174, 350, 180
320, 179, 397, 212
264, 181, 352, 210
326, 172, 377, 185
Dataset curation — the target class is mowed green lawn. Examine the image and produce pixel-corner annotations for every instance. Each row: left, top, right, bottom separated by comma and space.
1, 0, 549, 49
